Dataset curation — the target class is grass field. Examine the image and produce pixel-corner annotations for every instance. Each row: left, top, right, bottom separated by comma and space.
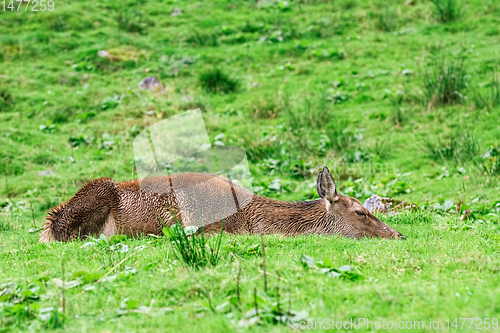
1, 0, 500, 331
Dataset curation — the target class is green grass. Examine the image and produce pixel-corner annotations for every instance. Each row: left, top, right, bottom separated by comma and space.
1, 212, 500, 331
198, 67, 240, 94
430, 0, 463, 23
1, 0, 500, 331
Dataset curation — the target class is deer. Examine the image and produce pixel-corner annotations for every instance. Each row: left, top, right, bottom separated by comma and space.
40, 166, 405, 242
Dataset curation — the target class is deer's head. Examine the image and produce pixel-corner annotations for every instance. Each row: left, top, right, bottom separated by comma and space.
317, 166, 406, 240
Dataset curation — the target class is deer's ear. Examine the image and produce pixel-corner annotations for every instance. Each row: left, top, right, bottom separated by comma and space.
317, 166, 339, 203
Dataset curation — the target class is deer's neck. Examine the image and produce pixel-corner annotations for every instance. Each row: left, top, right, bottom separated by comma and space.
247, 196, 330, 235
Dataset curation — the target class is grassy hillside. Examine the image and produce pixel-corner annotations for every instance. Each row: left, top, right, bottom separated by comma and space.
1, 0, 500, 331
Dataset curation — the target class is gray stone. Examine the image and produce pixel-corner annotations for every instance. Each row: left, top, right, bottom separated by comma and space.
39, 170, 56, 177
138, 76, 164, 91
171, 8, 182, 16
363, 194, 418, 214
97, 50, 110, 58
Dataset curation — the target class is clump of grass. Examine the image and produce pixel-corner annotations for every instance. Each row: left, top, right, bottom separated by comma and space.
0, 212, 12, 231
389, 90, 407, 126
430, 0, 462, 23
251, 94, 283, 119
324, 119, 355, 152
475, 145, 500, 180
376, 7, 399, 32
0, 88, 14, 111
186, 29, 220, 47
424, 132, 479, 165
199, 68, 239, 94
0, 157, 25, 176
48, 15, 68, 32
116, 11, 153, 35
471, 67, 500, 110
284, 93, 331, 131
178, 100, 205, 112
279, 93, 336, 154
421, 58, 467, 107
32, 153, 56, 165
163, 217, 224, 269
49, 108, 73, 123
370, 140, 391, 160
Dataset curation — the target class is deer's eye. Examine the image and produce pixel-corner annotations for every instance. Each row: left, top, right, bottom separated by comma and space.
355, 211, 366, 217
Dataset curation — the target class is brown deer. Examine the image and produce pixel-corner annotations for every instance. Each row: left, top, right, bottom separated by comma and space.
40, 166, 405, 242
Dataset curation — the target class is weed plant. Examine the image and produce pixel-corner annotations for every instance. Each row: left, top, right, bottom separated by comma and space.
421, 58, 467, 106
471, 67, 500, 109
430, 0, 462, 23
424, 132, 479, 165
199, 68, 239, 94
162, 218, 224, 269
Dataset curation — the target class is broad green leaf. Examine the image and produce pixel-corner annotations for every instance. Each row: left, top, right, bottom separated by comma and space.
327, 271, 342, 278
322, 257, 334, 269
318, 268, 331, 274
30, 302, 41, 312
71, 271, 87, 279
21, 290, 33, 297
143, 262, 158, 271
125, 299, 138, 309
83, 272, 104, 284
38, 275, 50, 282
300, 255, 317, 269
184, 226, 199, 236
110, 235, 127, 244
162, 227, 172, 238
339, 265, 355, 272
341, 271, 365, 281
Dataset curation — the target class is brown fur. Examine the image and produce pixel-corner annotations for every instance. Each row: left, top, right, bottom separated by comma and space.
40, 167, 404, 242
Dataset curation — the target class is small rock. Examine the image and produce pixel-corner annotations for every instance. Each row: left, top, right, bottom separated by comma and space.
38, 170, 56, 177
404, 0, 413, 5
138, 76, 164, 91
181, 56, 194, 65
363, 195, 389, 213
171, 8, 182, 16
363, 194, 418, 214
65, 60, 73, 66
252, 82, 260, 88
144, 68, 150, 73
97, 50, 110, 58
182, 95, 193, 101
402, 69, 413, 76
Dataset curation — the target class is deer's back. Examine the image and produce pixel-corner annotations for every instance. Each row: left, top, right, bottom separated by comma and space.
114, 174, 254, 236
